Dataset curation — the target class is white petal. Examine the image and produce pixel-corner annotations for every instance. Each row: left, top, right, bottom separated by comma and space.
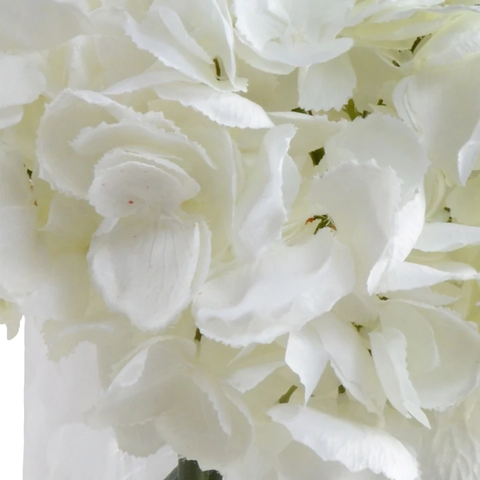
269, 112, 346, 157
114, 421, 166, 458
0, 206, 47, 295
0, 150, 34, 207
412, 12, 480, 67
194, 231, 354, 346
41, 311, 134, 367
154, 82, 274, 128
234, 125, 296, 259
411, 304, 480, 410
37, 90, 130, 198
88, 214, 206, 331
88, 338, 253, 471
325, 114, 429, 201
268, 404, 419, 480
125, 3, 243, 90
379, 301, 439, 374
458, 117, 480, 185
235, 38, 296, 75
313, 313, 386, 414
282, 153, 302, 211
415, 222, 480, 252
0, 106, 23, 129
88, 150, 200, 217
312, 160, 402, 293
41, 194, 100, 251
370, 328, 430, 427
103, 69, 191, 95
19, 253, 90, 322
285, 324, 329, 402
390, 189, 426, 265
157, 0, 241, 87
228, 360, 284, 393
446, 175, 480, 226
0, 55, 45, 108
298, 53, 356, 111
378, 260, 479, 292
150, 5, 211, 62
25, 323, 179, 480
44, 422, 177, 480
418, 391, 480, 480
125, 10, 212, 85
279, 442, 388, 480
0, 0, 91, 50
394, 58, 480, 185
72, 116, 214, 170
260, 38, 354, 69
88, 338, 196, 426
348, 46, 402, 113
190, 219, 212, 298
37, 89, 212, 199
0, 300, 21, 340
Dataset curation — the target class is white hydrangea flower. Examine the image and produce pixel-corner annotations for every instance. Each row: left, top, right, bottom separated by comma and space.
3, 1, 480, 480
126, 0, 247, 91
86, 336, 254, 471
394, 23, 480, 185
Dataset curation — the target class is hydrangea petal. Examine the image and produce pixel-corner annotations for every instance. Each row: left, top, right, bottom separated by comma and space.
415, 222, 480, 252
325, 113, 429, 201
88, 215, 207, 331
0, 55, 45, 109
268, 404, 419, 480
378, 260, 478, 292
37, 90, 131, 198
0, 153, 47, 295
154, 83, 274, 129
194, 231, 354, 346
312, 160, 402, 293
379, 301, 439, 374
88, 150, 200, 217
87, 338, 253, 471
0, 105, 24, 130
0, 0, 91, 50
394, 57, 480, 185
114, 421, 166, 458
370, 328, 430, 427
313, 313, 386, 414
279, 442, 388, 480
285, 324, 329, 403
234, 124, 296, 259
411, 304, 480, 410
298, 53, 356, 111
125, 1, 244, 90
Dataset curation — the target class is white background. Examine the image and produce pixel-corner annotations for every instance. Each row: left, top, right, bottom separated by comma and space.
0, 323, 24, 480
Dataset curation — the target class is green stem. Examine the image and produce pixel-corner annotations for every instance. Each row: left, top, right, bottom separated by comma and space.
165, 458, 223, 480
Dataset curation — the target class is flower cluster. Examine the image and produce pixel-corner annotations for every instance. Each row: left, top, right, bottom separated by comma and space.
5, 0, 480, 479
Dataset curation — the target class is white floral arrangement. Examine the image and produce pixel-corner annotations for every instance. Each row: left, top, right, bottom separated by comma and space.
4, 0, 480, 479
